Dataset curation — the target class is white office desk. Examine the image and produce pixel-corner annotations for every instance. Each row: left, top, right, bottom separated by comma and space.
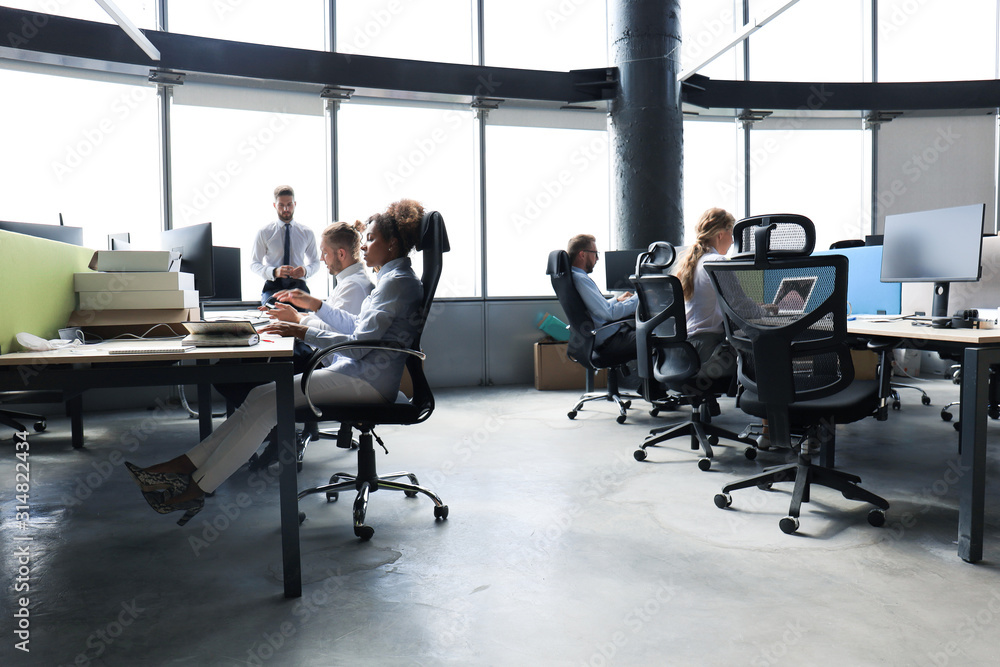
0, 338, 304, 597
848, 319, 1000, 564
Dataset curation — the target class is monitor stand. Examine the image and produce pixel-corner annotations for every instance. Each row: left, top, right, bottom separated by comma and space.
931, 282, 951, 328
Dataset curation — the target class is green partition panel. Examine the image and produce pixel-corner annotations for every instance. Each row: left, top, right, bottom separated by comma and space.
0, 230, 95, 354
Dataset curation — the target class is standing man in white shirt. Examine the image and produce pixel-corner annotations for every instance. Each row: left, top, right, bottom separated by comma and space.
251, 185, 322, 306
567, 233, 639, 367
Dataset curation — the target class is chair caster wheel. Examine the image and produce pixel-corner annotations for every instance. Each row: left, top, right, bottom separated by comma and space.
434, 505, 449, 520
405, 490, 419, 498
622, 401, 632, 409
744, 447, 757, 461
941, 410, 952, 421
922, 395, 931, 406
779, 516, 799, 534
714, 493, 732, 509
298, 511, 306, 525
634, 449, 647, 462
326, 492, 339, 502
954, 422, 961, 432
33, 421, 46, 432
616, 414, 627, 424
756, 481, 772, 491
707, 435, 719, 446
698, 457, 711, 471
892, 401, 901, 410
355, 525, 375, 541
649, 409, 660, 418
567, 411, 577, 420
868, 509, 886, 527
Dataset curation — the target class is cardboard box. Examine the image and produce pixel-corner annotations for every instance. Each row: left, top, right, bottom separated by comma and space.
74, 271, 195, 292
534, 340, 607, 391
850, 349, 879, 381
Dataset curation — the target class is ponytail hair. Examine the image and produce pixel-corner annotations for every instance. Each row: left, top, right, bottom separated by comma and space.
676, 207, 735, 301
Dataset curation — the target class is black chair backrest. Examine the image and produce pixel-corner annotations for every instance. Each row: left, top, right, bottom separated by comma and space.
733, 214, 815, 262
829, 239, 865, 250
634, 241, 676, 277
404, 211, 449, 420
546, 249, 599, 369
705, 219, 853, 408
630, 271, 700, 387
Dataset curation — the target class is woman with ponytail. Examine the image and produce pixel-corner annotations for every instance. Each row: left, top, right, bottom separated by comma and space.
675, 207, 736, 375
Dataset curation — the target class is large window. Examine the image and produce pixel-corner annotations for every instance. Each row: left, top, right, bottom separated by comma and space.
337, 102, 480, 298
336, 0, 474, 64
169, 99, 327, 301
683, 118, 742, 242
485, 124, 610, 296
0, 66, 160, 251
748, 124, 870, 250
749, 0, 869, 83
483, 0, 608, 71
168, 0, 326, 50
2, 0, 156, 27
878, 0, 998, 82
681, 0, 742, 80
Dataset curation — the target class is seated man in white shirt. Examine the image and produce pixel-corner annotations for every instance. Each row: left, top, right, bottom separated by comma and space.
268, 220, 374, 327
221, 221, 374, 466
567, 233, 639, 368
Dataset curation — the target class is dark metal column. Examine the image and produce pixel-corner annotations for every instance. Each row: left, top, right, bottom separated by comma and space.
609, 0, 683, 248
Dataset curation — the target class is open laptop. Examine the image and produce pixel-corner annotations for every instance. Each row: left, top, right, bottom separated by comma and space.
771, 276, 816, 314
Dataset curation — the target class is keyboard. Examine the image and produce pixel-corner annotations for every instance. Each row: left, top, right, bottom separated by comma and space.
106, 345, 195, 355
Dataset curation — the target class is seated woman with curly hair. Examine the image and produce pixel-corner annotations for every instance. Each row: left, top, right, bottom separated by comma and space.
124, 199, 426, 524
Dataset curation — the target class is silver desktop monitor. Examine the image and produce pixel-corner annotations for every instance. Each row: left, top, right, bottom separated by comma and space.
880, 203, 985, 327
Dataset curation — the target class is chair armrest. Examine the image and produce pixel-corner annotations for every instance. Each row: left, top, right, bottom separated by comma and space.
300, 340, 426, 417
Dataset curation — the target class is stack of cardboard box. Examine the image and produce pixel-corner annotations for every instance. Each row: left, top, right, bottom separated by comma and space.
69, 250, 199, 338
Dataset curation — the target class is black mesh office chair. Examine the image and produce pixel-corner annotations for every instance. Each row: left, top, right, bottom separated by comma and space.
546, 249, 641, 424
706, 215, 890, 533
631, 243, 755, 470
295, 211, 449, 540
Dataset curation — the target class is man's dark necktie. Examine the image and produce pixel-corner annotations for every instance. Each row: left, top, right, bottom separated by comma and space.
282, 223, 291, 268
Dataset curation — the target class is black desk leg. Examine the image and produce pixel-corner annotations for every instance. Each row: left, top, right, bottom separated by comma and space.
197, 360, 213, 441
958, 346, 997, 563
276, 367, 301, 598
69, 394, 84, 449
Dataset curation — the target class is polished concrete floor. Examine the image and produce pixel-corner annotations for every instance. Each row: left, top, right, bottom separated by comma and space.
2, 380, 1000, 666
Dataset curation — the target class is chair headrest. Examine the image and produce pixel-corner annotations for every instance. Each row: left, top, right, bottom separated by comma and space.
546, 249, 570, 276
732, 214, 815, 264
417, 211, 450, 254
636, 241, 676, 274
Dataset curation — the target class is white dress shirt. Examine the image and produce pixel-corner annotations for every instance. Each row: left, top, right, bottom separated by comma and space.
300, 262, 374, 330
250, 219, 322, 281
685, 249, 726, 337
571, 266, 638, 346
302, 257, 423, 401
